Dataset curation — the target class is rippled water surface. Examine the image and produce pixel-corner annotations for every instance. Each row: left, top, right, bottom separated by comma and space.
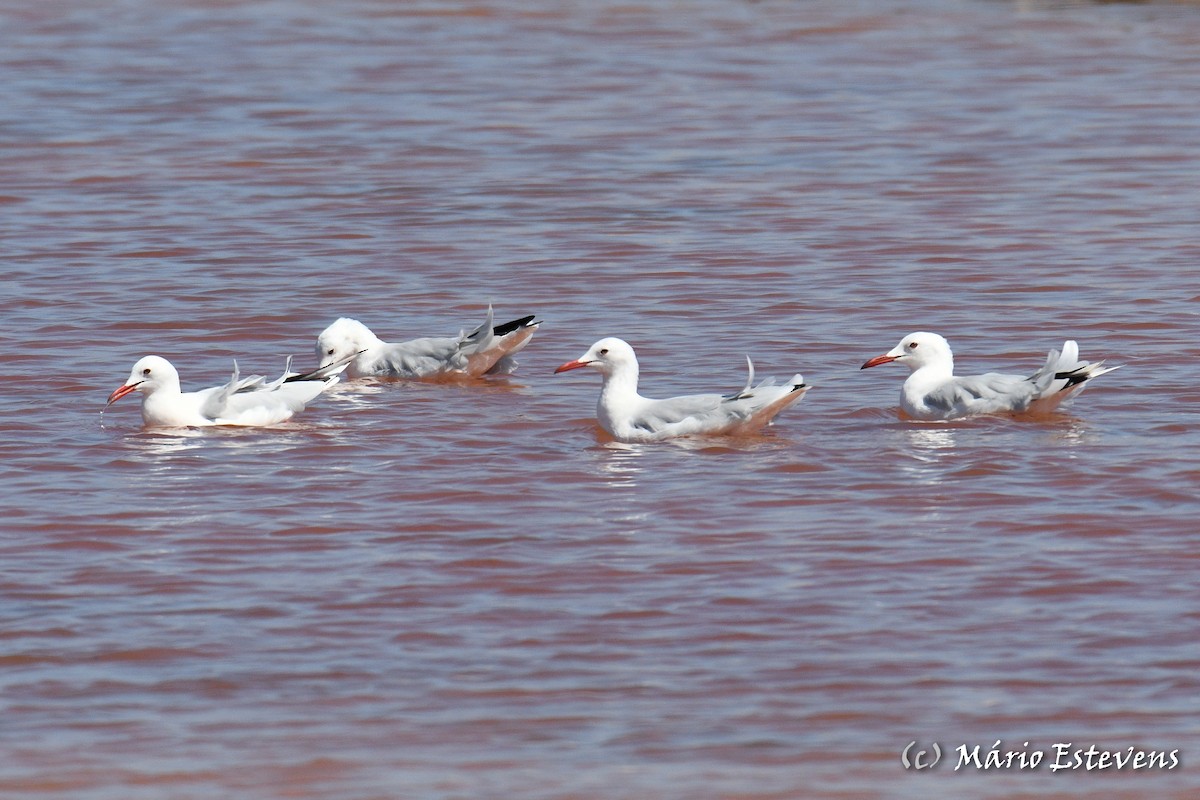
3, 1, 1199, 798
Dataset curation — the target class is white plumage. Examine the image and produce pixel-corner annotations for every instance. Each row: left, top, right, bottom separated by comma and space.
106, 354, 348, 428
555, 337, 808, 443
861, 331, 1119, 420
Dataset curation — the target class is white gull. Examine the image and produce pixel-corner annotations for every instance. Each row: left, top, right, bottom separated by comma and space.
860, 331, 1119, 420
316, 305, 539, 379
106, 354, 350, 428
554, 337, 809, 443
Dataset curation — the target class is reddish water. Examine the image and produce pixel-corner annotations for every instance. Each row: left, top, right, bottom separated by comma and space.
3, 1, 1198, 798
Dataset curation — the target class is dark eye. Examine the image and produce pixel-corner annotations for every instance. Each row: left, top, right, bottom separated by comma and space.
599, 348, 609, 355
327, 348, 335, 356
908, 342, 918, 349
142, 368, 152, 375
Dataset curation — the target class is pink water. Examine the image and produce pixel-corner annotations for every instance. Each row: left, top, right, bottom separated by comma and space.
3, 1, 1199, 798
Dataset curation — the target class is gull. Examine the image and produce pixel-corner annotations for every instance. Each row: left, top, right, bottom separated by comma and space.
554, 337, 809, 443
105, 353, 351, 428
316, 305, 539, 379
860, 331, 1120, 420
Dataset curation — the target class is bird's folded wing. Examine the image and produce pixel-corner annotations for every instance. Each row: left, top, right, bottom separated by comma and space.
924, 373, 1035, 417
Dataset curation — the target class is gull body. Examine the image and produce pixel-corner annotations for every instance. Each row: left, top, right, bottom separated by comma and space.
554, 337, 808, 443
860, 331, 1119, 420
106, 355, 347, 428
316, 306, 539, 379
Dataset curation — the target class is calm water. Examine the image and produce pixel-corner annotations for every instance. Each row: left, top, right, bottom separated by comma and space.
3, 0, 1199, 798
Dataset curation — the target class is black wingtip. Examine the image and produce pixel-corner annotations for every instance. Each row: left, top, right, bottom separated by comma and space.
283, 350, 364, 382
1053, 367, 1090, 389
492, 315, 539, 337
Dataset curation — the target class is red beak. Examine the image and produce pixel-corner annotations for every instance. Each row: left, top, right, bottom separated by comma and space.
860, 354, 897, 370
554, 359, 590, 374
106, 382, 140, 405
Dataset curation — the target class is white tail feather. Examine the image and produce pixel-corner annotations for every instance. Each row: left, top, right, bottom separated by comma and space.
1031, 340, 1120, 403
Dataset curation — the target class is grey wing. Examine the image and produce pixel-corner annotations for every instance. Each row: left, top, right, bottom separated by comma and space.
370, 336, 469, 377
927, 373, 1037, 417
198, 362, 262, 419
217, 386, 297, 416
209, 377, 331, 423
629, 393, 727, 435
461, 305, 496, 350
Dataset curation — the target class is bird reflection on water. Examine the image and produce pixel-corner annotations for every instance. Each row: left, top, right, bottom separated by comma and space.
905, 425, 960, 463
594, 440, 646, 488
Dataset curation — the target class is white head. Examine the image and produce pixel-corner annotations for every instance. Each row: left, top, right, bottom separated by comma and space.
554, 337, 638, 378
861, 331, 954, 374
316, 317, 381, 368
107, 355, 181, 405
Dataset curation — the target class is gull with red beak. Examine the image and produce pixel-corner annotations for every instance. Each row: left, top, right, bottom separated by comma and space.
554, 337, 808, 443
860, 331, 1119, 420
105, 353, 351, 428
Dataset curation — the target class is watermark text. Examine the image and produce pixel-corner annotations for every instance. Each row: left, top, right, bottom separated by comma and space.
900, 739, 1181, 773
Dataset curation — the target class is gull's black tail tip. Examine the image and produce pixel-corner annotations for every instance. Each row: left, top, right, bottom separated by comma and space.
493, 315, 539, 337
